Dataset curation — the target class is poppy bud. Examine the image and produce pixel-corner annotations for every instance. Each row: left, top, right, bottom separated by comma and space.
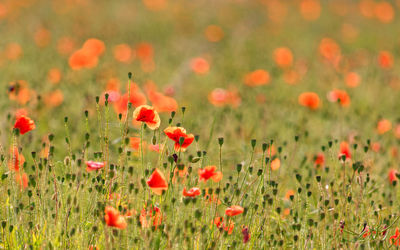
251, 139, 256, 149
218, 137, 224, 146
128, 72, 132, 79
262, 143, 268, 152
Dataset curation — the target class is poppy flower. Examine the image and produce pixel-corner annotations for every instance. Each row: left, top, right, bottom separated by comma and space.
273, 47, 293, 68
86, 161, 105, 172
214, 217, 234, 234
68, 49, 98, 70
34, 27, 51, 48
204, 25, 224, 42
82, 38, 105, 57
378, 51, 394, 69
191, 57, 210, 75
377, 119, 392, 134
271, 158, 281, 171
242, 226, 250, 243
145, 81, 178, 113
345, 72, 361, 88
130, 137, 144, 151
5, 43, 22, 61
198, 166, 222, 182
374, 2, 394, 23
14, 115, 35, 135
339, 141, 351, 160
135, 43, 153, 62
284, 190, 295, 200
8, 80, 32, 105
104, 206, 127, 229
8, 146, 24, 172
300, 0, 321, 21
44, 89, 64, 107
314, 153, 325, 168
390, 228, 400, 246
133, 105, 160, 130
47, 68, 62, 84
140, 205, 162, 229
362, 225, 370, 238
225, 205, 244, 217
147, 168, 168, 195
208, 88, 241, 108
113, 44, 133, 63
244, 70, 270, 87
298, 92, 320, 110
327, 89, 350, 107
15, 172, 28, 190
388, 169, 398, 184
182, 187, 201, 197
164, 127, 194, 152
319, 38, 341, 63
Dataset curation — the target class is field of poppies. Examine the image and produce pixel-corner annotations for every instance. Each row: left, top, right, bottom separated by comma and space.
2, 0, 400, 249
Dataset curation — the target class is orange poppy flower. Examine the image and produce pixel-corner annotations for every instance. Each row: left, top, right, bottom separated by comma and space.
338, 141, 351, 160
133, 105, 160, 130
15, 172, 28, 190
129, 137, 145, 151
140, 205, 162, 229
214, 217, 234, 234
314, 153, 325, 167
300, 0, 321, 21
225, 205, 244, 217
327, 89, 350, 107
182, 187, 201, 197
82, 38, 105, 57
113, 44, 133, 63
283, 70, 300, 85
164, 127, 194, 152
57, 37, 76, 55
345, 72, 361, 88
68, 49, 99, 70
244, 70, 270, 87
8, 81, 32, 105
204, 25, 224, 42
104, 206, 127, 229
208, 88, 242, 107
388, 169, 398, 184
284, 190, 295, 200
371, 142, 380, 152
374, 2, 394, 23
145, 81, 178, 113
271, 158, 281, 171
172, 166, 188, 184
191, 57, 210, 75
377, 119, 392, 134
319, 38, 341, 64
142, 0, 167, 11
378, 51, 393, 69
273, 47, 293, 68
298, 92, 320, 110
198, 166, 222, 182
14, 115, 35, 135
44, 89, 64, 107
136, 43, 153, 62
5, 43, 23, 61
394, 124, 400, 139
8, 146, 24, 172
86, 161, 105, 172
147, 168, 168, 195
34, 28, 51, 48
47, 68, 62, 84
359, 0, 375, 18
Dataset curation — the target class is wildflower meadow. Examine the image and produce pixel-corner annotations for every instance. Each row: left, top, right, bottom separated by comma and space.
2, 0, 400, 249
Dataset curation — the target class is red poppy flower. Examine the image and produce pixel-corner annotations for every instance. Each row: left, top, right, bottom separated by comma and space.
314, 153, 325, 167
327, 89, 351, 107
15, 172, 28, 190
298, 92, 320, 110
182, 187, 201, 197
104, 206, 127, 229
8, 146, 24, 172
147, 168, 168, 195
198, 166, 222, 182
133, 105, 160, 130
225, 205, 244, 217
86, 161, 105, 172
14, 115, 35, 135
242, 226, 250, 243
214, 217, 234, 234
390, 228, 400, 246
339, 141, 351, 160
388, 169, 398, 184
140, 205, 162, 229
164, 127, 194, 152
